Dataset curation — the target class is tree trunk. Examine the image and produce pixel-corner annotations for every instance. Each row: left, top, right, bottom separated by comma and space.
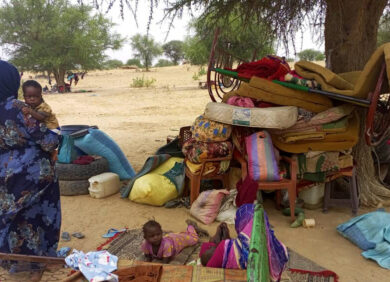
324, 0, 390, 207
53, 69, 66, 92
325, 0, 387, 73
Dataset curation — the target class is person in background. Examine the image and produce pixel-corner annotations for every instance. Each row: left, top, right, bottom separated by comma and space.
0, 61, 61, 281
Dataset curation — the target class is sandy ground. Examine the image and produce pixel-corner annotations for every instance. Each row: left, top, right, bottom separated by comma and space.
29, 66, 389, 281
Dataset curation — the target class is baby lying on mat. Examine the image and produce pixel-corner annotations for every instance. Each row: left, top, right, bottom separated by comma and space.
141, 219, 208, 264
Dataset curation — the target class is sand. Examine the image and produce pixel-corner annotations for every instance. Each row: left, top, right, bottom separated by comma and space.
29, 66, 388, 281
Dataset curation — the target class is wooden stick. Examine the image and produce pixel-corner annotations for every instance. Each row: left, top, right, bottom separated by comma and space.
0, 252, 65, 264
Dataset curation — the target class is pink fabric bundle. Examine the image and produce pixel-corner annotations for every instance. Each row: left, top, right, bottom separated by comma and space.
190, 189, 229, 224
226, 96, 255, 108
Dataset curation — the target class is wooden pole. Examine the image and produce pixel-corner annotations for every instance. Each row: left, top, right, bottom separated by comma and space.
0, 252, 65, 264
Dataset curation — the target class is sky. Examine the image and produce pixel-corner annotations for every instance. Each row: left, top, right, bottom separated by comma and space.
102, 2, 323, 62
0, 1, 323, 62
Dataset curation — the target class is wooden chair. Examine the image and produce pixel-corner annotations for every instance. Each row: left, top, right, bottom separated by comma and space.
234, 149, 297, 222
180, 126, 232, 204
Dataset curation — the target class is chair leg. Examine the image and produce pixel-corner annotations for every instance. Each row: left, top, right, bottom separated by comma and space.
275, 190, 282, 210
350, 169, 359, 215
287, 186, 296, 222
190, 175, 201, 204
222, 174, 229, 190
323, 181, 332, 213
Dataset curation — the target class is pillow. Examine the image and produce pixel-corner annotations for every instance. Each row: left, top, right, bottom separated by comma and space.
182, 138, 232, 163
190, 189, 229, 225
245, 131, 280, 182
191, 115, 232, 142
74, 129, 135, 180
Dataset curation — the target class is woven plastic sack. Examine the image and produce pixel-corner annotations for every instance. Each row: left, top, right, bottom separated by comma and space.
74, 129, 135, 180
191, 115, 232, 142
245, 131, 280, 182
190, 189, 229, 225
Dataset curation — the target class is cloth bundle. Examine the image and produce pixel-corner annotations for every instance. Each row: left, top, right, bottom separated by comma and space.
231, 55, 291, 80
271, 105, 360, 153
182, 138, 232, 164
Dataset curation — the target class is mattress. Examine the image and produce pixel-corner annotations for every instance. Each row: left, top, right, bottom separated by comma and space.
204, 102, 298, 129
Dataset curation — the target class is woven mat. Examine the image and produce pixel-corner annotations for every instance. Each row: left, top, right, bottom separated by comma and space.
103, 229, 201, 265
0, 231, 337, 282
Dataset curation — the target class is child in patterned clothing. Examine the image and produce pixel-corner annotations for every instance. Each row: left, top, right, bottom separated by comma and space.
141, 219, 208, 264
21, 80, 59, 133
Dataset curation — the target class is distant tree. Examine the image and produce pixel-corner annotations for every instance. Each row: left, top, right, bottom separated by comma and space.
0, 0, 122, 89
297, 49, 325, 61
103, 59, 124, 69
162, 40, 184, 65
377, 19, 390, 46
183, 13, 274, 66
126, 58, 143, 68
130, 34, 162, 71
183, 35, 210, 66
154, 59, 175, 67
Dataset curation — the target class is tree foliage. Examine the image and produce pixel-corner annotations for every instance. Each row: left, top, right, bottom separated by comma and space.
126, 58, 143, 68
0, 0, 122, 87
130, 34, 162, 71
154, 59, 174, 67
297, 49, 325, 61
183, 13, 274, 66
103, 59, 124, 69
162, 40, 184, 65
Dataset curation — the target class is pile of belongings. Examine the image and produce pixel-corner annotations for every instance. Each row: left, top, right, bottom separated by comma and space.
200, 48, 390, 202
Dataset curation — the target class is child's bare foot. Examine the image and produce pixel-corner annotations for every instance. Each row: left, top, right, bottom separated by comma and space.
185, 219, 209, 237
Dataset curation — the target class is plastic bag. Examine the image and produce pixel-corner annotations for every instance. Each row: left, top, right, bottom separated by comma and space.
57, 135, 78, 164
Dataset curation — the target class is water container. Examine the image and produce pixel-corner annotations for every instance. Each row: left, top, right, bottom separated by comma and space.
298, 183, 325, 209
60, 125, 90, 135
88, 172, 121, 199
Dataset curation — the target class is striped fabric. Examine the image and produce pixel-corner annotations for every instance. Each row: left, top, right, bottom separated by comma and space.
245, 131, 280, 182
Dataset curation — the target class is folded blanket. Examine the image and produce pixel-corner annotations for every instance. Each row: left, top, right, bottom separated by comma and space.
274, 116, 350, 143
271, 112, 360, 153
337, 210, 390, 269
295, 43, 390, 99
222, 76, 333, 113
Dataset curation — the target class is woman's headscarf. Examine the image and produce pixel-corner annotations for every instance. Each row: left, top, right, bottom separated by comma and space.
0, 60, 20, 102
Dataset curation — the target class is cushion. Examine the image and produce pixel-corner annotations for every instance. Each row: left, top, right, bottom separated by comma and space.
191, 115, 232, 142
245, 131, 280, 182
74, 129, 135, 180
190, 189, 230, 225
204, 102, 298, 129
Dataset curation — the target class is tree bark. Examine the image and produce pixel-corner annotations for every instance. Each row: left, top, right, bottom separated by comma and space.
325, 0, 387, 73
53, 69, 66, 92
325, 0, 390, 207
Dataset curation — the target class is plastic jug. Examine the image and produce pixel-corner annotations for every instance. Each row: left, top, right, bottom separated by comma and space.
88, 172, 120, 199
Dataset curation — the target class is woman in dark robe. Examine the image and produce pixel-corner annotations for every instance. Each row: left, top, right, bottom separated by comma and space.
0, 60, 61, 279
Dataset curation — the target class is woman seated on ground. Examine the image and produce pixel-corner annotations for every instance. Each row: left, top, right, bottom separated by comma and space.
200, 204, 288, 281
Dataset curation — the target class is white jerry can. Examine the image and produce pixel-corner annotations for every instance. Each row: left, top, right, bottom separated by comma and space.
88, 172, 121, 199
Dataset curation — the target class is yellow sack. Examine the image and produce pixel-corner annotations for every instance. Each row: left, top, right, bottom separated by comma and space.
129, 157, 184, 206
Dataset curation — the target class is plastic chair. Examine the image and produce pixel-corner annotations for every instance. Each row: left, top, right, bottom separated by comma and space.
180, 126, 232, 204
234, 149, 297, 222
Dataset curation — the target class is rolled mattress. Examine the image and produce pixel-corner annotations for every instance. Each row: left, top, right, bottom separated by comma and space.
204, 102, 298, 129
